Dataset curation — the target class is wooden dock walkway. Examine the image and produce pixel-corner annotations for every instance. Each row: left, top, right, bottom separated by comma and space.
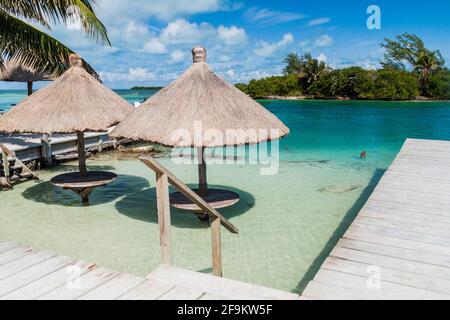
302, 139, 450, 300
0, 241, 298, 300
0, 131, 119, 163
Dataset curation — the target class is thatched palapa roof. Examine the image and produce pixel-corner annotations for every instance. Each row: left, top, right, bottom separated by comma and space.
0, 58, 56, 82
0, 54, 133, 134
111, 47, 289, 147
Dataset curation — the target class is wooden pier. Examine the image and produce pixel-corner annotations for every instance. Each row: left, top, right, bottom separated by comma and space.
0, 241, 298, 300
302, 139, 450, 300
0, 131, 119, 163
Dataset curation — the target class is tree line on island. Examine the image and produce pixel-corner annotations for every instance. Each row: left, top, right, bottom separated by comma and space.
235, 34, 450, 100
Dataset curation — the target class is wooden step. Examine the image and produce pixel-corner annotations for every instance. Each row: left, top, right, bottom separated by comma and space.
147, 265, 298, 300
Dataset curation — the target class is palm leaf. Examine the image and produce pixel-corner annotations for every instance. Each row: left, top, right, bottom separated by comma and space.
0, 11, 100, 79
0, 0, 110, 45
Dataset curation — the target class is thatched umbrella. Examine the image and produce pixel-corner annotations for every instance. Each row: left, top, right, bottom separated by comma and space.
0, 54, 133, 204
112, 47, 289, 204
0, 58, 57, 95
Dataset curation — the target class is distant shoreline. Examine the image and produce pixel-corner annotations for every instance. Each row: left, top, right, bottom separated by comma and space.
252, 95, 449, 102
130, 86, 163, 90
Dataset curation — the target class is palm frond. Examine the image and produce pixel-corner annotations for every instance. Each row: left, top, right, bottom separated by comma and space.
0, 0, 110, 45
0, 11, 100, 79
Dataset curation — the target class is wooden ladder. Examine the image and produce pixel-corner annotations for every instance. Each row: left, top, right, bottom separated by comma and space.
0, 143, 39, 189
140, 156, 239, 278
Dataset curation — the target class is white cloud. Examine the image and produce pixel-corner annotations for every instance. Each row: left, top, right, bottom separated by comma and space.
254, 33, 294, 57
308, 17, 331, 26
100, 68, 156, 82
244, 7, 305, 25
217, 25, 248, 47
221, 69, 273, 83
142, 38, 168, 54
98, 0, 236, 24
170, 49, 186, 63
317, 53, 328, 63
314, 34, 333, 47
160, 19, 216, 44
218, 55, 232, 62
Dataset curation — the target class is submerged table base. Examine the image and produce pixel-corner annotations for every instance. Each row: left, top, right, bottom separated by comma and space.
51, 171, 117, 206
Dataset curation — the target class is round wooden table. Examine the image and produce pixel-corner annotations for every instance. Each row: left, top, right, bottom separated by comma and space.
169, 188, 240, 220
51, 171, 117, 206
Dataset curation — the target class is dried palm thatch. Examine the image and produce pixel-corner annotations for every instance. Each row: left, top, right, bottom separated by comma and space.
111, 47, 289, 147
0, 57, 57, 95
0, 58, 57, 83
112, 47, 289, 197
0, 54, 133, 134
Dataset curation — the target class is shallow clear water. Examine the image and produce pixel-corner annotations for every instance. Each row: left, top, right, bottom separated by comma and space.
2, 91, 450, 293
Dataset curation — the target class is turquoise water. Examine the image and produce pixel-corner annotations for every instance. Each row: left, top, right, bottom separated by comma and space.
2, 90, 450, 293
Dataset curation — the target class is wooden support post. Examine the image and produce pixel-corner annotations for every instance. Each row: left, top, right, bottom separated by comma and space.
198, 147, 207, 195
77, 131, 87, 175
156, 172, 172, 265
97, 138, 104, 153
27, 81, 33, 96
41, 134, 53, 167
2, 150, 10, 183
211, 216, 222, 277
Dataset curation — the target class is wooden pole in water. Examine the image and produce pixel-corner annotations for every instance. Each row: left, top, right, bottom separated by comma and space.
211, 216, 222, 277
198, 146, 207, 195
1, 149, 10, 183
77, 131, 87, 175
27, 81, 33, 96
156, 172, 173, 265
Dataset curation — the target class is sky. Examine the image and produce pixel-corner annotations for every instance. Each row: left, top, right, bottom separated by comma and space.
3, 0, 450, 89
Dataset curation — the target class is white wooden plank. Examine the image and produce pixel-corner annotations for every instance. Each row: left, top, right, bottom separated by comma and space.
200, 293, 230, 300
323, 257, 450, 295
337, 238, 450, 268
302, 281, 372, 300
331, 247, 450, 281
0, 246, 35, 266
78, 273, 145, 300
312, 269, 450, 300
0, 255, 74, 297
0, 251, 56, 280
355, 216, 450, 239
347, 222, 450, 248
1, 261, 98, 300
362, 206, 450, 227
158, 286, 204, 300
148, 265, 298, 300
0, 242, 19, 254
38, 267, 119, 300
118, 279, 174, 300
344, 228, 450, 257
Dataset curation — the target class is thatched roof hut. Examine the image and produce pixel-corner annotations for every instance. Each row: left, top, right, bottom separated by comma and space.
0, 54, 133, 135
0, 58, 56, 82
112, 47, 289, 197
111, 47, 289, 147
0, 54, 133, 175
0, 58, 57, 95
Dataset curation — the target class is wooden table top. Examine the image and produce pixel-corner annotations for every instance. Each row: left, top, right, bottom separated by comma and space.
169, 188, 240, 211
50, 171, 117, 189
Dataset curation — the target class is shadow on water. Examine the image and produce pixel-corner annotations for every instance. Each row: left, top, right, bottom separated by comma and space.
115, 184, 255, 229
294, 168, 386, 294
22, 174, 150, 207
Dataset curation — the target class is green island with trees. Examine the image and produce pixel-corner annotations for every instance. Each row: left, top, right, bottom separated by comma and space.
235, 34, 450, 101
131, 86, 164, 90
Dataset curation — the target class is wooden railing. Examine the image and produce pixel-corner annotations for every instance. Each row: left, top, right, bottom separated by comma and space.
139, 156, 239, 277
0, 143, 39, 188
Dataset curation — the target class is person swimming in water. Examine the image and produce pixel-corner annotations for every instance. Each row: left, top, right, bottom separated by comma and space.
360, 151, 367, 159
